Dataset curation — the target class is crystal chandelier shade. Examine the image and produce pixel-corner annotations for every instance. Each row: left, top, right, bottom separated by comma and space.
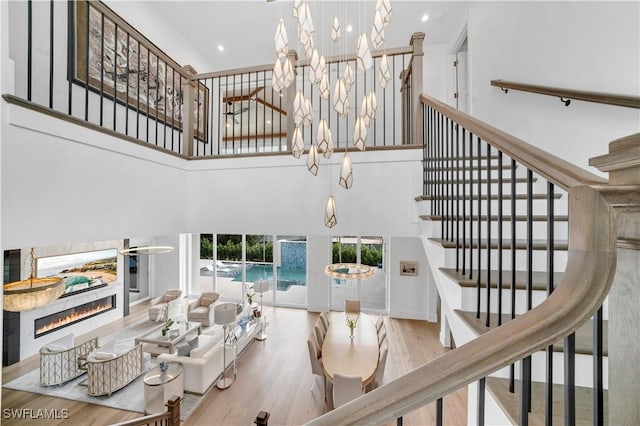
274, 18, 289, 60
331, 16, 341, 42
324, 196, 337, 228
343, 63, 354, 92
292, 0, 303, 18
339, 152, 353, 189
319, 71, 330, 99
333, 77, 350, 116
316, 119, 334, 159
294, 91, 305, 126
297, 2, 314, 33
303, 98, 313, 127
371, 10, 385, 49
272, 58, 284, 93
283, 58, 295, 88
292, 127, 304, 158
353, 117, 367, 151
307, 143, 319, 176
376, 0, 393, 26
356, 33, 373, 71
309, 49, 323, 84
379, 54, 391, 88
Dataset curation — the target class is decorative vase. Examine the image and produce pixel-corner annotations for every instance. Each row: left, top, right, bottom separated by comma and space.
349, 327, 355, 339
161, 328, 167, 337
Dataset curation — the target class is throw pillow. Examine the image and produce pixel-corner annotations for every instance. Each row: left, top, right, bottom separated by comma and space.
44, 343, 67, 352
93, 351, 115, 360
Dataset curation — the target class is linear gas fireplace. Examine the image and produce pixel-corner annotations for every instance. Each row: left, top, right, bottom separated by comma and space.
34, 295, 116, 338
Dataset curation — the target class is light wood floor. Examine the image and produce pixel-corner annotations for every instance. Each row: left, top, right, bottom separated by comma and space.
2, 302, 467, 425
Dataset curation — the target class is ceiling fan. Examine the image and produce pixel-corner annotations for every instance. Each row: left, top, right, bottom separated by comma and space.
223, 101, 249, 124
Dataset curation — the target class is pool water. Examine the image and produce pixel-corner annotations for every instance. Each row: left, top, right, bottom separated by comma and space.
231, 264, 306, 291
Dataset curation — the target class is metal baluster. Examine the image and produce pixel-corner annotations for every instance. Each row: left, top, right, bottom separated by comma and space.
476, 136, 482, 319
231, 74, 235, 153
240, 73, 244, 151
49, 0, 54, 108
509, 158, 517, 393
498, 151, 504, 326
545, 180, 555, 426
445, 117, 449, 241
263, 70, 266, 150
99, 13, 105, 127
521, 356, 531, 426
478, 377, 486, 426
456, 124, 460, 271
565, 332, 576, 426
163, 60, 168, 149
125, 34, 130, 135
468, 132, 474, 282
136, 40, 140, 139
593, 306, 604, 426
113, 23, 118, 131
525, 168, 534, 411
84, 2, 90, 121
486, 143, 492, 327
217, 77, 221, 154
450, 119, 455, 243
146, 48, 150, 142
178, 74, 182, 152
27, 0, 32, 101
462, 128, 467, 275
396, 416, 403, 426
436, 397, 443, 426
67, 0, 74, 115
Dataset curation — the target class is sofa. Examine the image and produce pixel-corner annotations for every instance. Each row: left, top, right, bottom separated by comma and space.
86, 341, 145, 396
148, 289, 183, 321
40, 333, 99, 386
157, 321, 255, 395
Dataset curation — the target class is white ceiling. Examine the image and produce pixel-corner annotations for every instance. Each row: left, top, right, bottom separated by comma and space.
109, 1, 470, 73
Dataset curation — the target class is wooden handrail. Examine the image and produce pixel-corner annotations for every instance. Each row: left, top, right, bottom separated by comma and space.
420, 94, 607, 191
110, 396, 181, 426
306, 183, 633, 425
491, 80, 640, 109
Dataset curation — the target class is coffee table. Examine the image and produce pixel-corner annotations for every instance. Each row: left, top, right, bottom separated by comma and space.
135, 321, 201, 356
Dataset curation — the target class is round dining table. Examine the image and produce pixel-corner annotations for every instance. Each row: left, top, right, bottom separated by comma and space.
321, 312, 380, 388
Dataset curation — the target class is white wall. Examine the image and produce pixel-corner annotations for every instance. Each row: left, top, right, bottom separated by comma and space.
424, 43, 450, 103
388, 237, 438, 321
467, 1, 640, 171
148, 234, 184, 298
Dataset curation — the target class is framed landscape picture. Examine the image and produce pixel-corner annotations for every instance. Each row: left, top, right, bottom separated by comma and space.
37, 248, 118, 298
72, 0, 209, 141
399, 261, 418, 276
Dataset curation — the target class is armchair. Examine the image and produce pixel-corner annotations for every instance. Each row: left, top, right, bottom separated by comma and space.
148, 289, 183, 321
187, 292, 220, 326
39, 333, 99, 386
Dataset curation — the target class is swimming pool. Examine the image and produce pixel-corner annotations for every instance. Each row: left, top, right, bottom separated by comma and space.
231, 264, 306, 291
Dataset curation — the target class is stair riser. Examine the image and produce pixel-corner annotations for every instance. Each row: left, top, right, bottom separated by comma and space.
442, 245, 569, 273
460, 287, 548, 315
424, 181, 537, 194
429, 221, 569, 241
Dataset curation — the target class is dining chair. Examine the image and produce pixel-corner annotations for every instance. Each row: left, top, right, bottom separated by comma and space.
375, 315, 384, 333
344, 299, 360, 313
307, 333, 325, 396
314, 322, 325, 349
320, 311, 330, 330
317, 316, 328, 334
378, 328, 387, 347
367, 340, 388, 391
377, 322, 386, 337
333, 373, 364, 407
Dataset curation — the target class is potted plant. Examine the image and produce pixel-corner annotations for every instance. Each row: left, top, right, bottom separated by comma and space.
161, 317, 174, 337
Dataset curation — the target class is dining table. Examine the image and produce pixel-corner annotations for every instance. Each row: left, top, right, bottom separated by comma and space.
321, 312, 380, 388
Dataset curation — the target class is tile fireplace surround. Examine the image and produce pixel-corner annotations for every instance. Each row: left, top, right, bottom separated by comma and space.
15, 282, 123, 361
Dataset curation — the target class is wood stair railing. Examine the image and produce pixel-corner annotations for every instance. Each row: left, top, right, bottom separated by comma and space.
305, 96, 639, 425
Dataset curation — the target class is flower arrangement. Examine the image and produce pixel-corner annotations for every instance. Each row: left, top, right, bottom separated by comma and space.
246, 290, 255, 305
345, 315, 358, 338
161, 317, 174, 337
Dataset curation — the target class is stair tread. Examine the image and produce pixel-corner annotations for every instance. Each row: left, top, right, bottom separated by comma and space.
423, 155, 500, 161
455, 310, 608, 356
440, 268, 564, 291
427, 177, 535, 184
415, 193, 562, 201
428, 238, 569, 251
421, 214, 569, 222
424, 164, 515, 171
486, 377, 608, 426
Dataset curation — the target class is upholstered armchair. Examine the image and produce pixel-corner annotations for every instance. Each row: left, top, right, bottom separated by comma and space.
148, 289, 183, 321
187, 292, 220, 326
86, 343, 144, 396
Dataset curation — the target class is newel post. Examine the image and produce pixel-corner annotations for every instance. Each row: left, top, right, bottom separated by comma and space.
284, 49, 298, 151
410, 32, 425, 145
181, 65, 198, 157
166, 395, 181, 425
589, 133, 640, 426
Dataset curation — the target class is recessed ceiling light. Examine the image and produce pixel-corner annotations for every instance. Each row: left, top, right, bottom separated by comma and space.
267, 120, 272, 124
346, 25, 353, 33
217, 44, 225, 52
421, 14, 429, 22
226, 123, 230, 128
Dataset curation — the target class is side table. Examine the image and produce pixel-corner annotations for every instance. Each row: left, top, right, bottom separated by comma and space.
144, 361, 184, 414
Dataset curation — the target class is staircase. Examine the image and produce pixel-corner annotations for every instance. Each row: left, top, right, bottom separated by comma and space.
307, 95, 638, 426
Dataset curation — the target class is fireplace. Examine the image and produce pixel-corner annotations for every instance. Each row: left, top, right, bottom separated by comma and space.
34, 295, 116, 338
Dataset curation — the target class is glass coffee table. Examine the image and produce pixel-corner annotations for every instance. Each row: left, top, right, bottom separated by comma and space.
135, 321, 201, 356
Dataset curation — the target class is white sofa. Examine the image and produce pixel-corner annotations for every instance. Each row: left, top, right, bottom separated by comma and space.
157, 323, 256, 395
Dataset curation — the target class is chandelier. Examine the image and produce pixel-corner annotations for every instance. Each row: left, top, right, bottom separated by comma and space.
3, 248, 65, 312
272, 0, 393, 229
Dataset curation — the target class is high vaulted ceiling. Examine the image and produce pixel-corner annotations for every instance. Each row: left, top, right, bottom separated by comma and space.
107, 1, 470, 73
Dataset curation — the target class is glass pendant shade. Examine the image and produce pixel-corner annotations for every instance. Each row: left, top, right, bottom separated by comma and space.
353, 116, 367, 150
371, 10, 385, 49
361, 91, 378, 126
331, 16, 341, 42
316, 119, 333, 159
309, 49, 323, 84
339, 152, 353, 189
307, 143, 319, 176
292, 0, 303, 18
303, 98, 313, 127
319, 72, 330, 99
292, 127, 304, 159
275, 18, 289, 60
356, 33, 373, 71
283, 57, 295, 88
379, 54, 391, 88
298, 2, 314, 33
333, 77, 350, 116
272, 58, 284, 93
324, 196, 337, 228
343, 63, 354, 92
300, 29, 315, 58
376, 0, 393, 27
294, 91, 305, 126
